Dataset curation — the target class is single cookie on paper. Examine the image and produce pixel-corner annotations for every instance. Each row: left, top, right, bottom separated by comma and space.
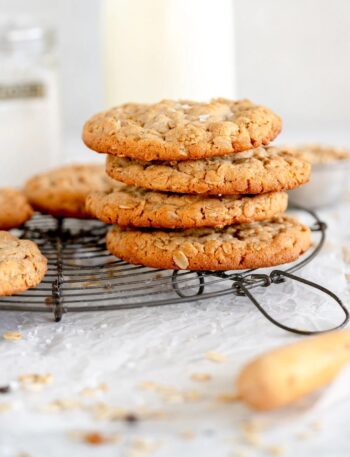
83, 98, 282, 161
106, 215, 311, 271
87, 183, 288, 229
24, 164, 114, 219
0, 188, 33, 230
0, 231, 47, 296
106, 146, 311, 195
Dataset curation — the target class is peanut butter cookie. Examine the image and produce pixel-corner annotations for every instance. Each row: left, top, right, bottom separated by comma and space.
0, 231, 47, 296
25, 164, 113, 219
87, 184, 288, 229
83, 98, 282, 161
0, 188, 33, 230
106, 215, 311, 271
106, 146, 311, 195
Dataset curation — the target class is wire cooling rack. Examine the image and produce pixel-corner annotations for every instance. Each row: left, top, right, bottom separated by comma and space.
0, 208, 348, 335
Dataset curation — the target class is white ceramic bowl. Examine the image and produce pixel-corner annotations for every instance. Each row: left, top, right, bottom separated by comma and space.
288, 160, 350, 208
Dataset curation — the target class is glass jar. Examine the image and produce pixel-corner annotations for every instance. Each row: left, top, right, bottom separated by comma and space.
0, 22, 61, 187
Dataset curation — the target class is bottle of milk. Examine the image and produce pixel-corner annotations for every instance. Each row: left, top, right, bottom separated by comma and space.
102, 0, 236, 106
0, 22, 60, 187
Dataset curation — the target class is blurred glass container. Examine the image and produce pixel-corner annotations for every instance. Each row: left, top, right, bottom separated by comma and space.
289, 161, 350, 209
0, 22, 60, 187
102, 0, 236, 106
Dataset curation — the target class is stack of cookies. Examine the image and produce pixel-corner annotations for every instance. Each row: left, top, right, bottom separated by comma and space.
83, 99, 312, 271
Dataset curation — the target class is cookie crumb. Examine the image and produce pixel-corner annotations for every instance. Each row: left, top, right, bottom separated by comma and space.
216, 392, 241, 403
265, 445, 285, 456
18, 373, 53, 391
127, 438, 160, 457
190, 373, 212, 382
204, 351, 227, 363
41, 399, 81, 412
342, 245, 350, 263
70, 430, 120, 446
3, 331, 22, 341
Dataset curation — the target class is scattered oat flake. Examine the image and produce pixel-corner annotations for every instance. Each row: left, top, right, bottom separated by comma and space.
190, 373, 212, 382
0, 402, 12, 412
41, 399, 81, 412
127, 438, 160, 457
216, 392, 241, 403
342, 245, 350, 263
18, 373, 53, 385
265, 445, 285, 456
138, 381, 158, 390
204, 351, 227, 363
3, 331, 22, 341
80, 383, 108, 397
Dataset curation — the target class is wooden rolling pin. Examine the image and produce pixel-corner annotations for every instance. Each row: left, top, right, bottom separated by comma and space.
236, 329, 350, 411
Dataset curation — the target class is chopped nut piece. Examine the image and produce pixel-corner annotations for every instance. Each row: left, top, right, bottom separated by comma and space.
190, 373, 212, 382
3, 331, 22, 341
70, 430, 120, 445
173, 250, 189, 269
204, 351, 227, 363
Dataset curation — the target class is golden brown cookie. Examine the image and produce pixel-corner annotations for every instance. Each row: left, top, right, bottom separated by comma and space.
87, 182, 288, 229
24, 164, 113, 219
106, 146, 311, 195
83, 98, 282, 161
287, 144, 350, 164
0, 188, 33, 230
106, 215, 311, 271
0, 231, 47, 296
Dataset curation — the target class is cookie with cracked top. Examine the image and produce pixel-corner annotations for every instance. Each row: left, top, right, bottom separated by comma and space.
86, 183, 288, 229
106, 146, 311, 195
83, 98, 282, 161
106, 215, 311, 271
0, 231, 47, 296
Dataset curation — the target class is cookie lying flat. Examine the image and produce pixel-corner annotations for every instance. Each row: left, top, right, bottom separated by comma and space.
0, 231, 47, 296
288, 144, 350, 164
87, 183, 288, 229
0, 188, 33, 230
83, 98, 282, 161
106, 146, 311, 195
25, 164, 113, 219
106, 216, 311, 271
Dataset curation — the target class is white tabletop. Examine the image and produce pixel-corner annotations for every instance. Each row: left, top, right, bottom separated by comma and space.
1, 191, 350, 457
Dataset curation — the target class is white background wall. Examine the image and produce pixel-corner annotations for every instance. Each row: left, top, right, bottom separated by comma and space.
1, 0, 350, 152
